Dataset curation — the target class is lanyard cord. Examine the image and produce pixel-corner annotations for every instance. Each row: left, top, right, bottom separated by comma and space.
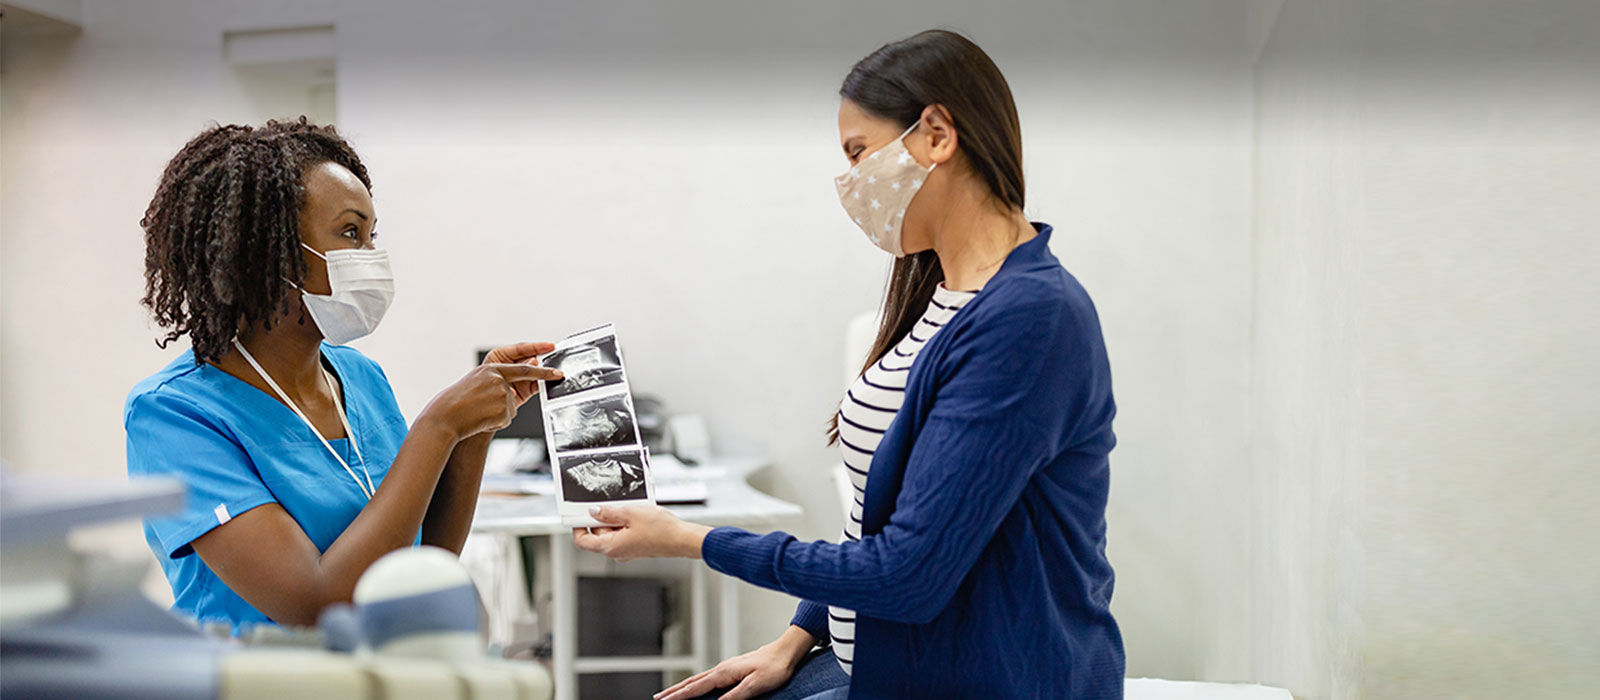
232, 339, 376, 499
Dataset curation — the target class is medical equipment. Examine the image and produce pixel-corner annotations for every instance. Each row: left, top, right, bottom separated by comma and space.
353, 546, 484, 660
0, 474, 552, 699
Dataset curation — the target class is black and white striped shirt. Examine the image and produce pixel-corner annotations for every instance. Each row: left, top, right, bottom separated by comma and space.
831, 284, 977, 675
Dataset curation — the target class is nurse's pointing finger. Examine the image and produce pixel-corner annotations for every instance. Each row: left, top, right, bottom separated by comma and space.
487, 363, 563, 383
482, 341, 556, 364
498, 341, 557, 362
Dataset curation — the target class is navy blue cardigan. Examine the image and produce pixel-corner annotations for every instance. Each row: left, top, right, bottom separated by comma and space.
702, 224, 1124, 698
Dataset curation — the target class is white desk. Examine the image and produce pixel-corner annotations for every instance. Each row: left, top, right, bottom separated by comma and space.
471, 457, 803, 700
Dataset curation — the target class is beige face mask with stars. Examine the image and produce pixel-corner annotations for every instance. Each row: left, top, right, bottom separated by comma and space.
834, 120, 936, 257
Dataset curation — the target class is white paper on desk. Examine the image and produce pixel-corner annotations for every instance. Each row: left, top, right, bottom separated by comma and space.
478, 472, 557, 496
536, 323, 656, 527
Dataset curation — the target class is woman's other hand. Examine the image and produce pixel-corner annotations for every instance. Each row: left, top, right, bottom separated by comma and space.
572, 505, 712, 562
655, 626, 817, 700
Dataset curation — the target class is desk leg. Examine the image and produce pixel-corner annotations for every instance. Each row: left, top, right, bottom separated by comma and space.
719, 572, 740, 658
690, 560, 710, 673
551, 534, 577, 700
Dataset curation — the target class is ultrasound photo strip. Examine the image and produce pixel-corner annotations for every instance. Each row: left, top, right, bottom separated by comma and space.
537, 323, 656, 522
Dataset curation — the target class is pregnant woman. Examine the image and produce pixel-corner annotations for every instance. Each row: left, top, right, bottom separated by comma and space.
572, 30, 1124, 700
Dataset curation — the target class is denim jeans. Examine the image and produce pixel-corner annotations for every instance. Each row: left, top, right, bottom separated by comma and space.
691, 647, 850, 700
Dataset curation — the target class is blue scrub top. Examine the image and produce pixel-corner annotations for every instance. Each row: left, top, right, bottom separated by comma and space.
125, 343, 411, 633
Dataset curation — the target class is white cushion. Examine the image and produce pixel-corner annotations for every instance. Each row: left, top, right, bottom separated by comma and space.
1126, 678, 1295, 700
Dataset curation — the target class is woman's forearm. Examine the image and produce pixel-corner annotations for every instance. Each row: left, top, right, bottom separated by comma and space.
772, 625, 820, 666
421, 430, 492, 553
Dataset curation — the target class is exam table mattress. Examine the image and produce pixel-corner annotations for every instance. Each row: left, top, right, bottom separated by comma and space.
1127, 677, 1296, 700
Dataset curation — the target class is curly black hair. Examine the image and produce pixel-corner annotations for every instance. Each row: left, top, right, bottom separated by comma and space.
139, 117, 372, 364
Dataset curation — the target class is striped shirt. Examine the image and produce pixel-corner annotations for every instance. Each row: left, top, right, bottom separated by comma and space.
830, 284, 977, 675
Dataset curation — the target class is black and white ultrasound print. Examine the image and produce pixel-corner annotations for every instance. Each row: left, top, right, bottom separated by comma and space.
548, 392, 638, 452
558, 449, 650, 503
541, 335, 625, 400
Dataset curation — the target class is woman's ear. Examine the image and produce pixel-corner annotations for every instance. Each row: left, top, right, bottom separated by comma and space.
920, 104, 959, 165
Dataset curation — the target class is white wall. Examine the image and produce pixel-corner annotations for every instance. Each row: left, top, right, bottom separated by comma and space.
1249, 1, 1600, 698
1248, 0, 1365, 695
1358, 1, 1600, 697
1, 0, 1257, 680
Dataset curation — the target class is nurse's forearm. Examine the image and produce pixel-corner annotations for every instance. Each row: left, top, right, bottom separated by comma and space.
313, 417, 460, 596
422, 430, 492, 553
188, 415, 462, 629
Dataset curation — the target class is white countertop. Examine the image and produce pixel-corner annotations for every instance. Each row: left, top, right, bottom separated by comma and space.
470, 455, 803, 536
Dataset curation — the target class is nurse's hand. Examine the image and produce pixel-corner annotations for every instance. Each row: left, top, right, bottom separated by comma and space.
420, 355, 562, 440
572, 505, 713, 562
480, 341, 556, 404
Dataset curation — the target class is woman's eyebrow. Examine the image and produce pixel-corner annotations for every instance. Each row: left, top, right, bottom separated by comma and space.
333, 208, 370, 222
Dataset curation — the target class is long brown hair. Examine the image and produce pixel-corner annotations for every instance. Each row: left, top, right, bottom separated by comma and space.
827, 29, 1027, 444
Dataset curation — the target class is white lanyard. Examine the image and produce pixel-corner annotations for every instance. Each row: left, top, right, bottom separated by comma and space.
232, 340, 376, 499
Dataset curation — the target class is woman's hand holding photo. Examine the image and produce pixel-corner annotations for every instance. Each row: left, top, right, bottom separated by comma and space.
572, 504, 712, 562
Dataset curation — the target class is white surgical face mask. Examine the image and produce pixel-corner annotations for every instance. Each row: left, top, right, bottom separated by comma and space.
298, 243, 394, 345
834, 121, 936, 257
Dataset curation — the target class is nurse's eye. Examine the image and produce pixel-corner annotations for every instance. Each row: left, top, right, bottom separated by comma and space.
339, 227, 359, 242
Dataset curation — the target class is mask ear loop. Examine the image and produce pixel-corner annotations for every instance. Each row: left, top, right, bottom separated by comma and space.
281, 272, 316, 331
290, 243, 323, 296
290, 241, 334, 294
900, 120, 937, 174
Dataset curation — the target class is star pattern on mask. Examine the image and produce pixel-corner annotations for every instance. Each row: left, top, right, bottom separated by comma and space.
839, 142, 934, 253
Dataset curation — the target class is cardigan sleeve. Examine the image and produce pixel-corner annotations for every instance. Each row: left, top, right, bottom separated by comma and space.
790, 599, 830, 641
702, 297, 1097, 624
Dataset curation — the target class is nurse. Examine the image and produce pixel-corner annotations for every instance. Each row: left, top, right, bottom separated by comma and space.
573, 30, 1124, 700
126, 118, 560, 633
